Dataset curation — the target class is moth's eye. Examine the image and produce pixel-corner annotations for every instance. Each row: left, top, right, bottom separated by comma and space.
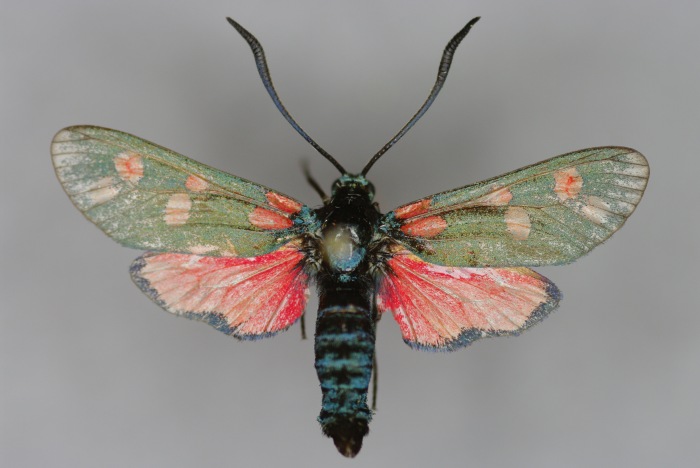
365, 181, 375, 200
331, 179, 343, 195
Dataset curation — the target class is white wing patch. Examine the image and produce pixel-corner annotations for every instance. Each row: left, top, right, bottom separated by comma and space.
164, 193, 192, 226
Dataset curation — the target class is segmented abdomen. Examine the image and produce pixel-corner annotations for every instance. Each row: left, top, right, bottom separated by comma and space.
314, 283, 376, 458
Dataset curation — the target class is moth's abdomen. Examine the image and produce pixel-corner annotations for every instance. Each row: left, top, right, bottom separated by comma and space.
314, 289, 376, 458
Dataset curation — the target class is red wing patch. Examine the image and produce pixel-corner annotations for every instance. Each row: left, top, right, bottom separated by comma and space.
400, 215, 447, 238
394, 198, 431, 219
266, 192, 303, 214
130, 243, 309, 339
377, 249, 561, 350
553, 167, 583, 201
248, 207, 294, 230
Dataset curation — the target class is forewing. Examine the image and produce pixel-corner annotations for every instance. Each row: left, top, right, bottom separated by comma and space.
382, 147, 649, 267
130, 241, 309, 339
376, 248, 561, 350
52, 126, 310, 257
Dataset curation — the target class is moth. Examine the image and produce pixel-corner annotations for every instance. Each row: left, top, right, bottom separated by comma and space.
51, 17, 649, 457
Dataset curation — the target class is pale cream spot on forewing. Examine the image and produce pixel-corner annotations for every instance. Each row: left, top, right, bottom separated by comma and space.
579, 197, 609, 225
554, 167, 583, 201
466, 186, 513, 206
505, 206, 531, 240
164, 193, 192, 225
114, 151, 144, 184
81, 176, 120, 205
189, 244, 218, 255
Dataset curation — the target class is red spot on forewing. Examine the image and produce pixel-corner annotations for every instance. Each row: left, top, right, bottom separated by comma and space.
394, 199, 431, 219
114, 151, 144, 183
376, 249, 557, 349
266, 192, 302, 214
249, 207, 293, 230
400, 216, 447, 238
553, 167, 583, 201
134, 244, 309, 337
185, 175, 209, 192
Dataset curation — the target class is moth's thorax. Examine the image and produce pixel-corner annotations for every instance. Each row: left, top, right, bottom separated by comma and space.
321, 223, 366, 271
316, 174, 380, 273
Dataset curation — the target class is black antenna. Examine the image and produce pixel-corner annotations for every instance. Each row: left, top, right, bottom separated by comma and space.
361, 17, 480, 176
227, 18, 347, 175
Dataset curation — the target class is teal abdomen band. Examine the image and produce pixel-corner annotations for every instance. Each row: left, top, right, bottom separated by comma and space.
314, 304, 375, 457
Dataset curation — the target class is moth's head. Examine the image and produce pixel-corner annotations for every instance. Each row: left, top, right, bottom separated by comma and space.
331, 174, 375, 201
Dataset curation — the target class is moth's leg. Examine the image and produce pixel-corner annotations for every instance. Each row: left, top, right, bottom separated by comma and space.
371, 350, 378, 411
300, 311, 307, 340
302, 160, 328, 202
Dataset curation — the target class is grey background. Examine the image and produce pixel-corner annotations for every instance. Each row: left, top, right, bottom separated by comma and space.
2, 1, 698, 467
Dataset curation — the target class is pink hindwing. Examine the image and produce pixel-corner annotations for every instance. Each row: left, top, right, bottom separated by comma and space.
130, 242, 309, 339
377, 248, 561, 350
